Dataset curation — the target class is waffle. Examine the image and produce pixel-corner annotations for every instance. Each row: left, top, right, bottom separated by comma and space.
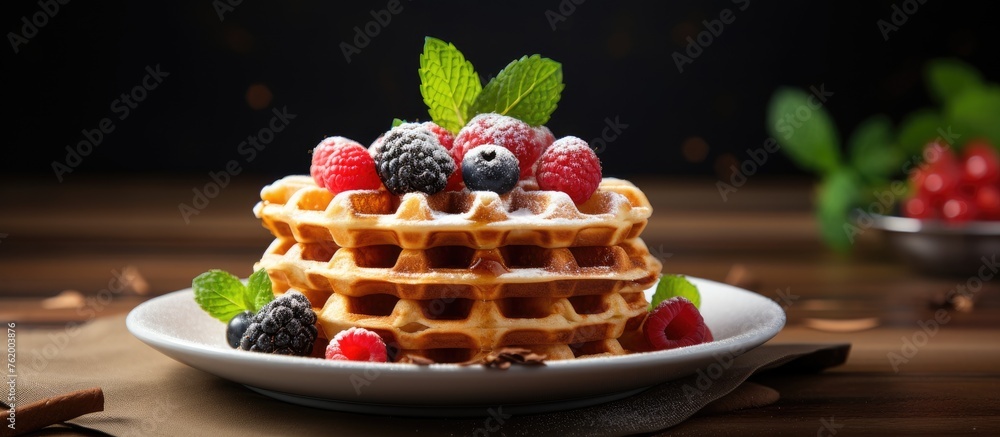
317, 289, 651, 363
256, 237, 661, 307
254, 175, 652, 249
252, 175, 662, 363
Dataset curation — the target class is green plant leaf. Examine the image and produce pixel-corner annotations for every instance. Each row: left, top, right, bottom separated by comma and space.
946, 85, 1000, 148
896, 108, 944, 157
816, 168, 860, 252
419, 37, 482, 134
649, 274, 700, 311
767, 87, 841, 174
391, 118, 408, 128
849, 114, 900, 181
926, 58, 983, 104
193, 270, 250, 323
246, 269, 275, 313
471, 55, 564, 126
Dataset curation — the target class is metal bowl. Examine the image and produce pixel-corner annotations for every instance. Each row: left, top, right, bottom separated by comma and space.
871, 214, 1000, 276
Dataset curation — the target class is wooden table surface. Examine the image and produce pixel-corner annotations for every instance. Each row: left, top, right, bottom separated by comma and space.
2, 174, 998, 435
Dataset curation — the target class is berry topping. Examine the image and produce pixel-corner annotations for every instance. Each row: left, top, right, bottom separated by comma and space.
226, 311, 254, 349
325, 327, 388, 362
310, 136, 382, 193
452, 113, 548, 179
902, 139, 1000, 222
372, 124, 456, 195
370, 122, 455, 157
643, 297, 711, 351
461, 145, 521, 194
535, 136, 602, 203
238, 291, 318, 356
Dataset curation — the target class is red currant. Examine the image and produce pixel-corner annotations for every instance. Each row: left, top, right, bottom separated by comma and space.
961, 139, 1000, 184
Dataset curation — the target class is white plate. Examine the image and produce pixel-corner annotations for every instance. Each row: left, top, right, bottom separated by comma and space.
126, 277, 785, 417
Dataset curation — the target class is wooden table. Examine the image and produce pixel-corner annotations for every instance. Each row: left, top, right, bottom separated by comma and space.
2, 174, 998, 435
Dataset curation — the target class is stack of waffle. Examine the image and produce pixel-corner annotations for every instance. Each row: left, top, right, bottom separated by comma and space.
253, 175, 661, 362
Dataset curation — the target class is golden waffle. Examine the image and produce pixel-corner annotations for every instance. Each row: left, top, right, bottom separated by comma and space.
254, 175, 652, 249
316, 288, 651, 363
256, 237, 661, 307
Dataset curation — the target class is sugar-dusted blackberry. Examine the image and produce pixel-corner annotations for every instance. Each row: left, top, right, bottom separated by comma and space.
238, 291, 318, 356
372, 124, 455, 195
461, 145, 520, 194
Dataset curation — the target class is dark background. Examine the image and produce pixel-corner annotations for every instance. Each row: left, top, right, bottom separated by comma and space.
4, 0, 997, 182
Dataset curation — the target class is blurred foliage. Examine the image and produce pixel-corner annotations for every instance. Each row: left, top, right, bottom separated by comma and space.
767, 58, 999, 252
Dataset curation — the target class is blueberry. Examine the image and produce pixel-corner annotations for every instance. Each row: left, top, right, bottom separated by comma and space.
461, 145, 520, 194
226, 311, 254, 348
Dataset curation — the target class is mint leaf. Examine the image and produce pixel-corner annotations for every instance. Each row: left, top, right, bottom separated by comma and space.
472, 55, 564, 126
246, 269, 275, 313
649, 274, 700, 311
946, 85, 1000, 148
419, 37, 482, 134
849, 114, 900, 181
817, 168, 860, 252
897, 108, 944, 156
926, 58, 982, 104
391, 118, 407, 128
767, 87, 841, 174
193, 270, 250, 323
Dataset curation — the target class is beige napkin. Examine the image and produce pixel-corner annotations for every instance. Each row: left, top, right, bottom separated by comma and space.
7, 316, 848, 436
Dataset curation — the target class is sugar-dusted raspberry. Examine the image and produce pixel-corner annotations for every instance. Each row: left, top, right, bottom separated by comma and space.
310, 136, 382, 193
644, 297, 711, 351
325, 327, 388, 362
535, 136, 602, 203
453, 113, 548, 179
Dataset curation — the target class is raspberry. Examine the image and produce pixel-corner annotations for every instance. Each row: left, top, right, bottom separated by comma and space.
535, 136, 602, 203
239, 291, 318, 356
452, 113, 548, 179
310, 136, 382, 193
643, 297, 711, 351
325, 327, 388, 362
372, 124, 456, 195
462, 145, 520, 194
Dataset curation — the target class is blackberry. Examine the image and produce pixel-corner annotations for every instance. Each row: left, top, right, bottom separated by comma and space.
373, 125, 455, 195
239, 291, 318, 356
461, 145, 520, 194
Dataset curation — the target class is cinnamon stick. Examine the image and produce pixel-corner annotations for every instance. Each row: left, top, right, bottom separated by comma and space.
0, 387, 104, 437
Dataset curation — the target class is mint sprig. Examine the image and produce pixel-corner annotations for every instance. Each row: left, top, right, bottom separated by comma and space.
419, 37, 482, 134
649, 274, 701, 311
193, 269, 275, 322
472, 55, 564, 126
418, 37, 565, 131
